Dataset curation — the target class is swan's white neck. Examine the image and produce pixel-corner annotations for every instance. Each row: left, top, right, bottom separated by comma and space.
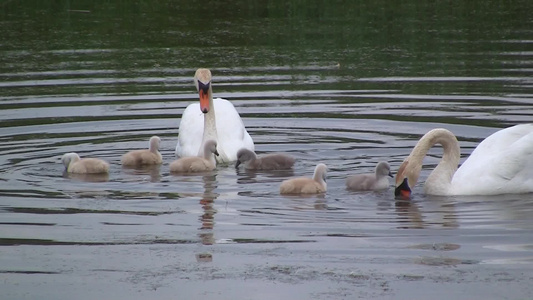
413, 129, 460, 195
199, 87, 218, 157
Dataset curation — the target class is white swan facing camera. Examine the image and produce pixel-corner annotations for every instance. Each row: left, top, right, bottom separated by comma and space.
175, 68, 254, 163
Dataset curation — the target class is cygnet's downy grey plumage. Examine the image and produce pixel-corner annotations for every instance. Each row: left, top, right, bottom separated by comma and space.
279, 163, 328, 194
170, 140, 219, 173
62, 152, 109, 174
235, 148, 295, 170
346, 161, 393, 191
121, 136, 163, 167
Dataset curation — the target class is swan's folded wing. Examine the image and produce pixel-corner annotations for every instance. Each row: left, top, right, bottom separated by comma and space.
492, 130, 533, 191
213, 98, 254, 161
453, 126, 533, 194
470, 124, 533, 156
176, 103, 204, 157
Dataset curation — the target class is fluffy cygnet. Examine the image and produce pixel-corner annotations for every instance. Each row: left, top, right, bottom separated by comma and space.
121, 136, 163, 167
61, 152, 109, 174
279, 163, 328, 195
170, 140, 219, 173
346, 161, 393, 191
235, 148, 295, 170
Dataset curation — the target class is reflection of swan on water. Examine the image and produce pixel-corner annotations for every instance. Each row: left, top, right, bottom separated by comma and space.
196, 174, 219, 262
394, 199, 424, 229
236, 166, 295, 186
175, 68, 254, 163
122, 165, 161, 183
395, 124, 533, 197
63, 171, 109, 182
393, 196, 458, 229
199, 174, 218, 232
288, 196, 328, 210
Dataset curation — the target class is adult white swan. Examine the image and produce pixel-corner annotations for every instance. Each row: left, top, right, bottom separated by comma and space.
175, 68, 254, 163
395, 124, 533, 197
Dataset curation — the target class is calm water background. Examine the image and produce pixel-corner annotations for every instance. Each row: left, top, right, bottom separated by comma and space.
1, 1, 532, 299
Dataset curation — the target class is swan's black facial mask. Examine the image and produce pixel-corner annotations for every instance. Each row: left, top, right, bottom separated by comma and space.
198, 81, 211, 114
198, 81, 210, 94
395, 177, 411, 199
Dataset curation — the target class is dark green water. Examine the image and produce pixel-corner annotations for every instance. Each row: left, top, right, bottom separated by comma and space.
1, 1, 532, 299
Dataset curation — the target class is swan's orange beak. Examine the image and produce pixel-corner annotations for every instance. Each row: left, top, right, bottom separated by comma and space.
198, 82, 210, 114
199, 89, 209, 113
394, 161, 412, 199
395, 178, 412, 199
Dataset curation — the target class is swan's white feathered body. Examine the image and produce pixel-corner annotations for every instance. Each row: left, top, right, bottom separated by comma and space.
451, 124, 533, 195
175, 69, 254, 163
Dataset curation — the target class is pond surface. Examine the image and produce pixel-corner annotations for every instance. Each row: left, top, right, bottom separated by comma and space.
1, 1, 533, 299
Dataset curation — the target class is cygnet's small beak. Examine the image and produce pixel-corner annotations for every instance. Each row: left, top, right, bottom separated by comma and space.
235, 160, 241, 169
394, 177, 411, 199
214, 149, 219, 157
388, 171, 394, 178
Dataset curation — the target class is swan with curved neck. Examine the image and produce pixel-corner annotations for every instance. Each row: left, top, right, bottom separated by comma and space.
395, 124, 533, 197
175, 68, 254, 163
